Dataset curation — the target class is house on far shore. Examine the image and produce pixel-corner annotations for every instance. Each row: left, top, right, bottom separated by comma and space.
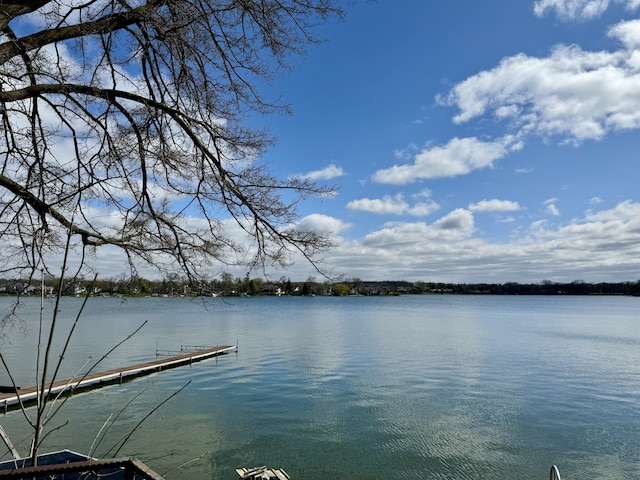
259, 284, 284, 296
62, 281, 86, 296
4, 282, 33, 295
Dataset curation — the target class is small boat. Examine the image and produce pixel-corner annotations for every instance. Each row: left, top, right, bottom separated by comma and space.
236, 466, 290, 480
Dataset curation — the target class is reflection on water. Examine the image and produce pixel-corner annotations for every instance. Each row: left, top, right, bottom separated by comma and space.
1, 295, 640, 479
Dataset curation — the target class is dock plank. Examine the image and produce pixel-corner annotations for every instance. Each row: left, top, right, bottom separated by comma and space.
0, 345, 237, 412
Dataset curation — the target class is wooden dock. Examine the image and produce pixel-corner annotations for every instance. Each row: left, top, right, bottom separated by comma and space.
0, 345, 237, 413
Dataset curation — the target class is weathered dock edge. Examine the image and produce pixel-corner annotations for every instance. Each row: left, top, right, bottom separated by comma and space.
0, 345, 237, 413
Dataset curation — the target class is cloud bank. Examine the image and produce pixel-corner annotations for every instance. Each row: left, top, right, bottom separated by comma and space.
278, 200, 640, 283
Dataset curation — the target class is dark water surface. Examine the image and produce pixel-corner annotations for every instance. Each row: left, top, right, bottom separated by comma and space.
1, 295, 639, 479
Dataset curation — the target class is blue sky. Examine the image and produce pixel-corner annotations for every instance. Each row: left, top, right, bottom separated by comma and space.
15, 0, 639, 284
239, 0, 640, 283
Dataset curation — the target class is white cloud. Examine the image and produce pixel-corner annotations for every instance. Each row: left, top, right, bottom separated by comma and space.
393, 143, 420, 161
543, 198, 561, 215
361, 209, 475, 249
346, 194, 440, 216
533, 0, 612, 20
468, 199, 522, 212
533, 0, 640, 20
588, 196, 604, 205
297, 214, 351, 235
407, 201, 441, 216
432, 208, 475, 235
372, 136, 522, 185
347, 194, 409, 215
532, 200, 640, 251
546, 203, 561, 216
583, 198, 640, 220
412, 188, 433, 199
294, 163, 345, 181
443, 38, 640, 143
609, 18, 640, 49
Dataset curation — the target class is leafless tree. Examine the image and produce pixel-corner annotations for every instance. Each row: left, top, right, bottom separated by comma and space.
0, 0, 341, 284
0, 1, 343, 470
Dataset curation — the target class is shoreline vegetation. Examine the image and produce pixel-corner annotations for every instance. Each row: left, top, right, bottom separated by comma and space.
2, 277, 639, 298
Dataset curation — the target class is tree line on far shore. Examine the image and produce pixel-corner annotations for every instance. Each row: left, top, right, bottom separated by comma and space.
1, 275, 640, 297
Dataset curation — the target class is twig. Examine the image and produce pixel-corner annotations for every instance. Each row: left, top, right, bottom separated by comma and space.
46, 274, 98, 402
45, 321, 148, 422
32, 225, 75, 464
0, 352, 34, 428
0, 426, 19, 463
44, 356, 93, 420
107, 380, 192, 458
162, 451, 209, 476
37, 420, 70, 445
88, 413, 113, 458
89, 386, 150, 458
85, 321, 148, 378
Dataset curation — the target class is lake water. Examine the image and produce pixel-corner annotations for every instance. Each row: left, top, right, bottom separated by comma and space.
0, 294, 639, 479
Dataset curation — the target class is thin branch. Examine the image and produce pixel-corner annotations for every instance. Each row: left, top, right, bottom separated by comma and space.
45, 320, 148, 422
162, 451, 209, 477
36, 419, 69, 445
107, 380, 192, 458
89, 386, 150, 458
87, 413, 112, 458
0, 352, 34, 428
0, 424, 20, 462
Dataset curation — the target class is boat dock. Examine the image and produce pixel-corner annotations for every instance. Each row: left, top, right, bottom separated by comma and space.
0, 344, 237, 413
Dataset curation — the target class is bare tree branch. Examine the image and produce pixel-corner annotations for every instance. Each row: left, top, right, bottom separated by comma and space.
0, 0, 342, 282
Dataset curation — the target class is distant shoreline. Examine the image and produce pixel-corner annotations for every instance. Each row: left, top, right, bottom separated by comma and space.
2, 279, 639, 299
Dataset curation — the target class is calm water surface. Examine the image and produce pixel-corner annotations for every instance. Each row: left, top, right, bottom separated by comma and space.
0, 295, 639, 479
